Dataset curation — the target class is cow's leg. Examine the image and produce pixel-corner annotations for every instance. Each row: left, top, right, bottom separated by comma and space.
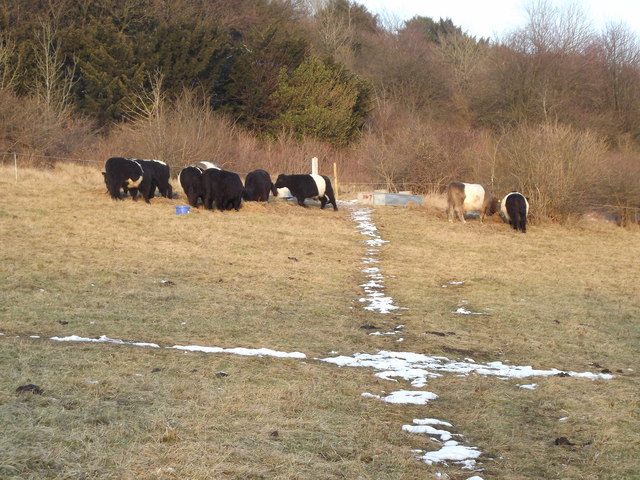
140, 183, 152, 203
513, 212, 523, 230
297, 196, 307, 207
510, 210, 519, 230
107, 180, 122, 200
520, 205, 527, 232
320, 196, 327, 209
187, 190, 198, 207
327, 193, 338, 211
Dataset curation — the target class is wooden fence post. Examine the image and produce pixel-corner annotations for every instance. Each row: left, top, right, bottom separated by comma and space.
13, 152, 18, 182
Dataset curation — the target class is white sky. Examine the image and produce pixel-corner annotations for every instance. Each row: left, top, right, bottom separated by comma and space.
356, 0, 640, 39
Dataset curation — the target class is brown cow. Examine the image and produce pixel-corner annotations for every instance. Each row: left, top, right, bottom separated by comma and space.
447, 182, 498, 223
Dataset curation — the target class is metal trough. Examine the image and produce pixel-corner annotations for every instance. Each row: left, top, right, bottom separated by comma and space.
357, 191, 423, 206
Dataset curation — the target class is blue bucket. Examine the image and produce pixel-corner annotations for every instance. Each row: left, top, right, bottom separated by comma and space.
176, 205, 190, 215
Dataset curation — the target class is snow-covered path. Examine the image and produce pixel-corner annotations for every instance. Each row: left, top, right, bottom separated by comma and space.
350, 207, 404, 314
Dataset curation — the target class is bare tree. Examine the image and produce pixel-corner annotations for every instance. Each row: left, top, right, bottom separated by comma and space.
0, 34, 20, 91
32, 21, 77, 120
310, 0, 355, 63
436, 31, 488, 93
599, 22, 640, 113
517, 0, 594, 54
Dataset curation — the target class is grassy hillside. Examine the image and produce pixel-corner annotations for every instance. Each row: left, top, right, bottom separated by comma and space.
1, 164, 638, 479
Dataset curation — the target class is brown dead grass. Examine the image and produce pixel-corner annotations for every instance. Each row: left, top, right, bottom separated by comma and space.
1, 164, 638, 479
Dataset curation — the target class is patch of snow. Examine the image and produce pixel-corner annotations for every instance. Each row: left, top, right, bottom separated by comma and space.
453, 307, 487, 315
416, 440, 481, 466
48, 335, 306, 359
380, 390, 438, 405
413, 418, 454, 428
171, 344, 306, 359
350, 208, 404, 314
51, 335, 160, 348
361, 392, 381, 400
402, 424, 454, 442
518, 383, 537, 390
319, 351, 614, 384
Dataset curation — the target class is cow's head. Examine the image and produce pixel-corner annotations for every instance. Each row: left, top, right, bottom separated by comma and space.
273, 174, 288, 189
488, 196, 499, 215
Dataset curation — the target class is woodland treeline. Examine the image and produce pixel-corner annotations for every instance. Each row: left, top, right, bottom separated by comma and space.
0, 0, 639, 223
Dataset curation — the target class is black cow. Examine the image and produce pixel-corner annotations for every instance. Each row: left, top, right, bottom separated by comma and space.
135, 159, 172, 203
500, 192, 529, 233
103, 157, 144, 200
274, 174, 338, 210
203, 168, 244, 211
242, 169, 277, 202
178, 166, 206, 207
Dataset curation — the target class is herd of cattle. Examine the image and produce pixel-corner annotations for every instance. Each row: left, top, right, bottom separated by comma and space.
102, 157, 528, 232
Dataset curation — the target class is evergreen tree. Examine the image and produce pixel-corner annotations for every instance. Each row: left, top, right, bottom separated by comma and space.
269, 56, 370, 146
151, 22, 232, 97
220, 24, 308, 131
68, 21, 147, 122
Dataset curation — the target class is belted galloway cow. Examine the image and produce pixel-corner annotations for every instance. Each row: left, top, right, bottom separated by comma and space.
243, 169, 277, 202
273, 173, 338, 210
103, 157, 172, 203
136, 159, 172, 202
203, 168, 244, 211
501, 192, 529, 233
103, 157, 143, 200
446, 182, 498, 223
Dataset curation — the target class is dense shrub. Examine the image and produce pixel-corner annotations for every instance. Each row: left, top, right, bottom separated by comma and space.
493, 123, 607, 221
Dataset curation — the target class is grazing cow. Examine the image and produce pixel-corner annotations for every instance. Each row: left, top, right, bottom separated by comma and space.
447, 182, 498, 223
178, 166, 206, 207
203, 168, 244, 211
135, 159, 173, 203
273, 174, 338, 210
501, 192, 529, 233
103, 157, 144, 200
243, 169, 277, 202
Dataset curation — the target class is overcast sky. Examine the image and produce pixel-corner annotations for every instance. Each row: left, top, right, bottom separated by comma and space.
355, 0, 640, 39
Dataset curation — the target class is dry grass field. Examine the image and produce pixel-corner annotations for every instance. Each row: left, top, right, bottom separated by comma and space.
1, 164, 638, 480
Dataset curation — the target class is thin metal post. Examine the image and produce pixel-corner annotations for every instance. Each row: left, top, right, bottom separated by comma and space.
13, 152, 18, 182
